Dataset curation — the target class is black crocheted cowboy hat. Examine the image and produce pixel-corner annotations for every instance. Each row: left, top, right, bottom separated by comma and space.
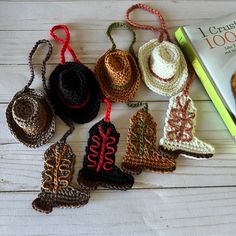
49, 62, 100, 124
48, 25, 100, 124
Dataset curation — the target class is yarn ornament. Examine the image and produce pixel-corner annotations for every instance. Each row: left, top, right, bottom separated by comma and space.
125, 3, 188, 96
122, 102, 176, 175
6, 39, 55, 148
159, 66, 215, 159
78, 99, 134, 190
48, 25, 101, 124
95, 22, 141, 102
32, 141, 90, 214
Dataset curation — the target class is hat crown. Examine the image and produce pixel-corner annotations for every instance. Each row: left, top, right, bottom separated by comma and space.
150, 41, 180, 79
105, 51, 132, 86
59, 68, 89, 105
12, 95, 47, 135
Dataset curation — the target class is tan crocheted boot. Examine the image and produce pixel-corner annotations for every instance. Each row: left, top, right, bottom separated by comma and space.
159, 93, 215, 159
121, 103, 176, 175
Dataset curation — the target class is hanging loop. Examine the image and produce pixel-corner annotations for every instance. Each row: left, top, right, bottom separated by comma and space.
50, 24, 80, 64
104, 98, 111, 123
106, 22, 137, 57
125, 3, 171, 42
26, 39, 53, 93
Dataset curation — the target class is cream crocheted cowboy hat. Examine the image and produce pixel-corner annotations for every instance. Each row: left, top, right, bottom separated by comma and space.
138, 40, 188, 96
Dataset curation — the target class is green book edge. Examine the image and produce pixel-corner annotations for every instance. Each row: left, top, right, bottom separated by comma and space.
175, 27, 236, 139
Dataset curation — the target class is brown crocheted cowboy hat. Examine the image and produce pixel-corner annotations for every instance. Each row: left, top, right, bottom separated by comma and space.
5, 39, 55, 148
6, 88, 55, 148
95, 22, 140, 102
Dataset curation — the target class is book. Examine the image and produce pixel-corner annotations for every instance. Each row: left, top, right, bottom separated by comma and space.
175, 13, 236, 140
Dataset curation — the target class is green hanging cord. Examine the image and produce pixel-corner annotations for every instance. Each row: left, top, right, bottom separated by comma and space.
126, 101, 148, 112
106, 22, 137, 59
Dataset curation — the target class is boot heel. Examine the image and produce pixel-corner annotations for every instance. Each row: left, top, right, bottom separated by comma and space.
121, 162, 142, 175
77, 176, 98, 190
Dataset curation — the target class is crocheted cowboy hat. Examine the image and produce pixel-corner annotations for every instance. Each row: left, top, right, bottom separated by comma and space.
48, 25, 100, 124
95, 22, 140, 102
6, 40, 55, 148
126, 3, 188, 96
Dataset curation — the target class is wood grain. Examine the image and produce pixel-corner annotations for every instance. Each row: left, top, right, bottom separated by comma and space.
0, 1, 236, 235
1, 188, 236, 236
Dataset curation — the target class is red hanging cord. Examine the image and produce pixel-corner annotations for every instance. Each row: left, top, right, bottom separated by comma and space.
182, 64, 195, 96
104, 98, 111, 123
50, 24, 80, 64
125, 3, 171, 42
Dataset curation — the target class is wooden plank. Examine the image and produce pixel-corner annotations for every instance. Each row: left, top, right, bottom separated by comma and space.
0, 1, 235, 30
1, 102, 233, 144
1, 188, 236, 235
0, 29, 178, 64
0, 141, 236, 191
0, 64, 209, 102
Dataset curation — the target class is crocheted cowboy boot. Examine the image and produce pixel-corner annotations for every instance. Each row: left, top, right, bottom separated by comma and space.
32, 137, 90, 214
122, 103, 176, 175
78, 99, 134, 190
158, 92, 215, 159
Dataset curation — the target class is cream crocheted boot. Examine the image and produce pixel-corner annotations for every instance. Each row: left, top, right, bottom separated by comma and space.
159, 93, 215, 159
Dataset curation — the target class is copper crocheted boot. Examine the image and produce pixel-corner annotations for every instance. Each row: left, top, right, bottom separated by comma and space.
32, 141, 90, 214
78, 99, 134, 190
121, 103, 176, 175
159, 93, 215, 159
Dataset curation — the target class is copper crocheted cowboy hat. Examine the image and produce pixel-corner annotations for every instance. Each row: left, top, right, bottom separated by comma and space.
95, 22, 140, 102
6, 40, 55, 148
48, 25, 100, 124
125, 3, 188, 96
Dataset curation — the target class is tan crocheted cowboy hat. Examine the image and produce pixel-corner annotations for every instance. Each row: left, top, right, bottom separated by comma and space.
95, 22, 140, 102
138, 40, 188, 96
6, 88, 55, 148
6, 40, 55, 148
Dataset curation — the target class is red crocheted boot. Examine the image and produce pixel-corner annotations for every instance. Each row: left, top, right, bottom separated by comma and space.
78, 99, 134, 190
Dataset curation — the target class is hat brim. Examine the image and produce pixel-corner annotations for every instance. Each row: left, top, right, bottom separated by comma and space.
95, 49, 141, 102
6, 89, 56, 148
138, 39, 188, 96
48, 62, 101, 124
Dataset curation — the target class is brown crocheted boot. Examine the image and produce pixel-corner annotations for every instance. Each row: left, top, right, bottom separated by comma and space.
32, 141, 90, 214
121, 103, 176, 175
78, 99, 134, 190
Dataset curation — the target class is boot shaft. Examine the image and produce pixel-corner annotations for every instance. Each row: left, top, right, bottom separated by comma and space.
82, 119, 120, 173
126, 107, 157, 157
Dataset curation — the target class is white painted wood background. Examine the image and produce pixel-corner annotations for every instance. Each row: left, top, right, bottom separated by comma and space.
0, 1, 236, 235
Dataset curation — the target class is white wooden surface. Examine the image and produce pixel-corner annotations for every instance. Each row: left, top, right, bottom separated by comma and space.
0, 1, 236, 236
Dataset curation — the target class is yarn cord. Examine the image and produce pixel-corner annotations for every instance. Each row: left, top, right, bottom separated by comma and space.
27, 39, 53, 94
50, 24, 80, 64
106, 22, 137, 58
125, 3, 171, 42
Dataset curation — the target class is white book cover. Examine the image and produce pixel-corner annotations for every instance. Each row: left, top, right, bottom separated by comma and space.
183, 13, 236, 119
